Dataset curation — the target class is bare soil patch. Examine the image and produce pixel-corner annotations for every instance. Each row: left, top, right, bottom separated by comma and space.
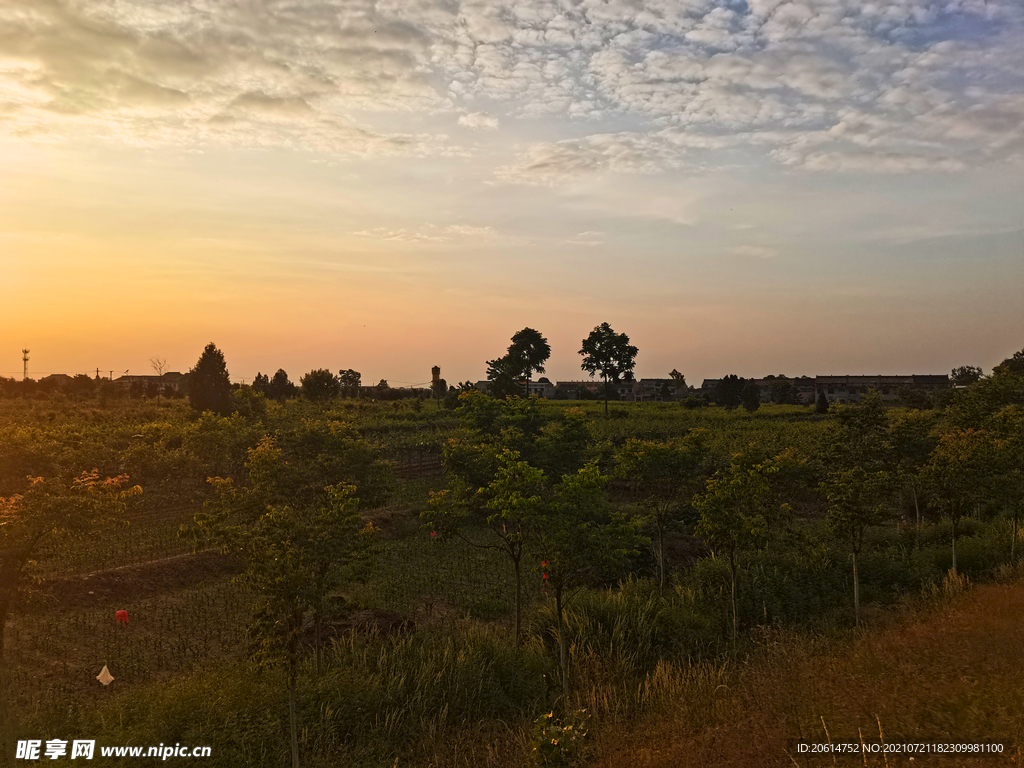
37, 550, 240, 610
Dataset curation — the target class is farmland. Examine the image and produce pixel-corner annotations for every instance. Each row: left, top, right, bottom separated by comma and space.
1, 383, 1023, 767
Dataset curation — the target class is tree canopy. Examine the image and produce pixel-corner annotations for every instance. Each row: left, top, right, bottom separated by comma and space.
187, 342, 233, 416
301, 369, 341, 403
579, 322, 638, 416
486, 327, 551, 398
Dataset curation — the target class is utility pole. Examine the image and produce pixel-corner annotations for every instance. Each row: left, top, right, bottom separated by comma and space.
21, 348, 29, 381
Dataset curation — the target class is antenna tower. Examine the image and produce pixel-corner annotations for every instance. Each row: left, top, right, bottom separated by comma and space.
21, 348, 29, 381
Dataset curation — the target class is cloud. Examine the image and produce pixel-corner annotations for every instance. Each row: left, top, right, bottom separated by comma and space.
496, 132, 685, 184
566, 230, 606, 245
457, 111, 499, 130
0, 0, 452, 152
351, 224, 496, 242
0, 0, 1020, 173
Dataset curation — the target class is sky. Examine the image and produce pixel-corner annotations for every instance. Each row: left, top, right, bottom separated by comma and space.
1, 0, 1022, 388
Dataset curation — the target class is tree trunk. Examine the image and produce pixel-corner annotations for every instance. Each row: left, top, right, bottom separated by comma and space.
0, 597, 9, 726
603, 375, 609, 418
852, 550, 860, 628
556, 586, 569, 701
513, 553, 522, 650
1012, 511, 1018, 562
0, 594, 9, 667
729, 551, 738, 649
289, 661, 300, 768
315, 613, 322, 678
658, 520, 666, 592
951, 518, 958, 575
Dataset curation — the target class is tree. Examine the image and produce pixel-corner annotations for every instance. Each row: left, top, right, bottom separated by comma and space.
485, 354, 524, 399
694, 457, 781, 645
888, 410, 939, 530
486, 328, 551, 399
508, 328, 551, 387
951, 365, 983, 386
896, 387, 933, 410
823, 467, 892, 627
426, 449, 545, 648
614, 431, 711, 589
300, 369, 340, 403
187, 342, 233, 415
669, 369, 687, 392
268, 369, 297, 403
252, 372, 271, 396
579, 322, 638, 417
993, 347, 1024, 377
769, 378, 800, 405
536, 464, 645, 698
338, 369, 361, 398
715, 375, 745, 410
988, 407, 1024, 562
1, 472, 142, 668
741, 380, 762, 412
67, 373, 97, 399
150, 356, 167, 403
922, 429, 991, 574
833, 391, 891, 473
815, 391, 830, 414
186, 440, 367, 768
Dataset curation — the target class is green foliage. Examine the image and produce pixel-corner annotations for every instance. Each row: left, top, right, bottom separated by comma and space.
338, 368, 361, 398
768, 378, 801, 405
529, 709, 590, 767
921, 428, 993, 573
951, 365, 983, 386
614, 432, 712, 587
741, 380, 761, 412
487, 328, 552, 399
694, 453, 788, 642
230, 384, 268, 420
579, 323, 638, 417
815, 391, 829, 413
0, 470, 142, 673
823, 467, 892, 556
270, 369, 298, 402
714, 375, 745, 410
187, 342, 233, 416
993, 346, 1024, 377
300, 368, 341, 403
535, 408, 596, 479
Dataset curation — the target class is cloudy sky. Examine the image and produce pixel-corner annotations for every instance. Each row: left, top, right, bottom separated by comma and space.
2, 0, 1022, 386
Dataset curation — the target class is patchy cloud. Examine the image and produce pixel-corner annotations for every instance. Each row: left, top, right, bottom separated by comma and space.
566, 230, 606, 245
457, 111, 499, 130
496, 132, 686, 183
0, 0, 1021, 172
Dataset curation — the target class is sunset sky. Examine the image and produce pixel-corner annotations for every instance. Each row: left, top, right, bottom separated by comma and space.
2, 0, 1022, 387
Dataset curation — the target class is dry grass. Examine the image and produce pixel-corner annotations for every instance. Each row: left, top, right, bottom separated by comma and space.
590, 578, 1024, 767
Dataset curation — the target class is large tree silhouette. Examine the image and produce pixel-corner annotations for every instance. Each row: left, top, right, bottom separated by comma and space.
187, 342, 232, 415
579, 322, 638, 417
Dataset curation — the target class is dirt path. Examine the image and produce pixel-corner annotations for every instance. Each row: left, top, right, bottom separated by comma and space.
38, 550, 239, 609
